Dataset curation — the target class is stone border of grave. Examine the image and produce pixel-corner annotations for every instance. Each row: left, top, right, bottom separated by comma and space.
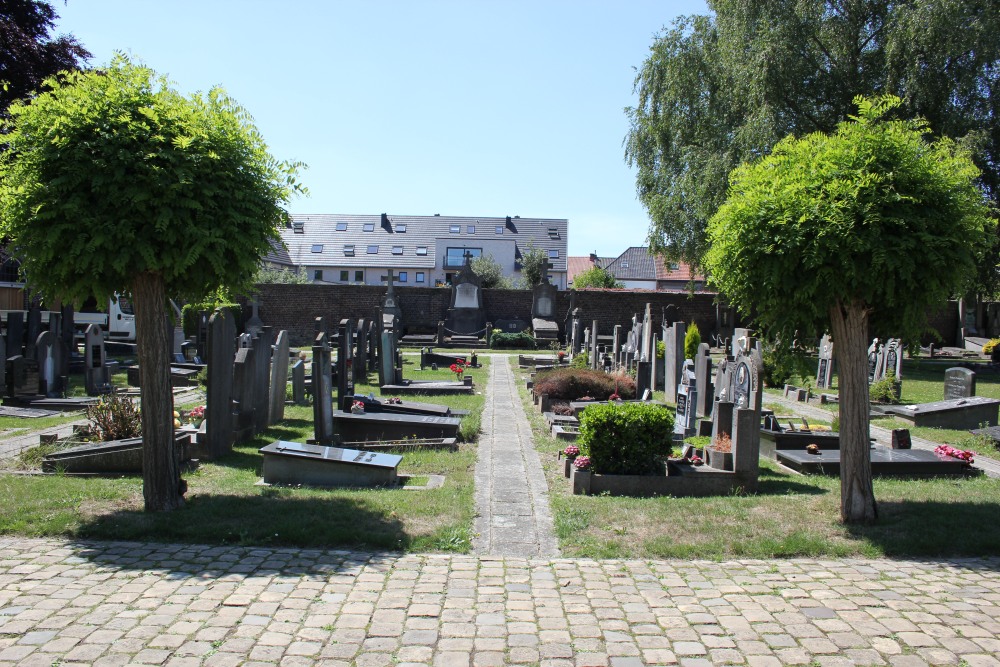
399, 474, 446, 490
570, 463, 757, 498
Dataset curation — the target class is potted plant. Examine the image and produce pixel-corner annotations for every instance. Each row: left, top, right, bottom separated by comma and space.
706, 433, 733, 471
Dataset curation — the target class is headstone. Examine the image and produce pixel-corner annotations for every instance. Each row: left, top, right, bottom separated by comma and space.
882, 338, 902, 382
816, 333, 834, 389
312, 331, 335, 443
48, 312, 67, 391
244, 295, 264, 336
261, 441, 401, 488
636, 360, 650, 398
612, 325, 621, 369
444, 256, 486, 336
731, 407, 760, 476
867, 338, 883, 383
60, 304, 74, 360
694, 343, 713, 418
354, 318, 368, 383
379, 331, 397, 387
291, 359, 306, 405
531, 271, 559, 342
673, 360, 698, 441
943, 367, 976, 400
5, 311, 24, 358
590, 321, 599, 370
269, 330, 290, 423
35, 331, 55, 396
663, 321, 686, 403
337, 319, 355, 410
252, 328, 272, 431
891, 429, 911, 449
206, 308, 236, 457
232, 346, 256, 442
6, 355, 25, 396
83, 324, 110, 395
640, 303, 653, 362
381, 269, 403, 340
711, 400, 734, 455
571, 309, 582, 355
25, 305, 41, 361
366, 320, 378, 373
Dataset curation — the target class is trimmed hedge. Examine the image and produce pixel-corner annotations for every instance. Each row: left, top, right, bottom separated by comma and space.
533, 367, 635, 401
491, 330, 536, 349
577, 402, 674, 475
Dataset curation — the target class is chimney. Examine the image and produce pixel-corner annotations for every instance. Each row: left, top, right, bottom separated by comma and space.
589, 253, 598, 263
380, 212, 389, 226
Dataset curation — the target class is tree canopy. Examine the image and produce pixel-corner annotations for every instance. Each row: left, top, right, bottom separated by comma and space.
572, 266, 623, 289
626, 0, 1000, 283
1, 0, 89, 115
471, 253, 512, 289
705, 95, 993, 523
519, 244, 549, 288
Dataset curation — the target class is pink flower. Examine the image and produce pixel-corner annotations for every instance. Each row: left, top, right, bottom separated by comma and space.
574, 455, 592, 470
564, 445, 580, 457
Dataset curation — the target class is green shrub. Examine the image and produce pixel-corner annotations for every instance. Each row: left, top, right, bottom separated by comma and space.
656, 340, 665, 359
181, 300, 242, 338
577, 402, 674, 475
490, 330, 536, 349
869, 369, 901, 404
86, 393, 142, 441
570, 352, 589, 368
684, 322, 701, 360
533, 367, 635, 400
983, 338, 1000, 355
760, 340, 812, 387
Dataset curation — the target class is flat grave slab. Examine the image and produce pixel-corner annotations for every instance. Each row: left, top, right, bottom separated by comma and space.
970, 424, 1000, 446
551, 425, 579, 441
340, 437, 458, 452
41, 433, 190, 473
3, 396, 99, 412
777, 446, 969, 477
759, 428, 841, 460
888, 396, 1000, 429
421, 350, 480, 368
0, 406, 59, 418
400, 334, 437, 346
380, 381, 473, 396
350, 395, 468, 417
261, 440, 401, 488
333, 411, 461, 442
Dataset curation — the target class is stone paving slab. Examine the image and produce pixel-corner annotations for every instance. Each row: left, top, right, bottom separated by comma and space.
0, 538, 998, 666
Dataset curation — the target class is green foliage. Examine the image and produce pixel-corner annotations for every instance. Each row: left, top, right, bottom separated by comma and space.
519, 243, 549, 288
572, 266, 623, 289
625, 1, 1000, 281
982, 339, 1000, 355
489, 331, 535, 349
533, 368, 635, 401
577, 402, 674, 475
870, 370, 901, 404
570, 352, 589, 369
181, 299, 241, 338
656, 340, 665, 359
86, 394, 142, 441
760, 339, 813, 388
684, 322, 701, 360
471, 254, 512, 289
705, 95, 994, 345
254, 265, 310, 284
0, 53, 305, 306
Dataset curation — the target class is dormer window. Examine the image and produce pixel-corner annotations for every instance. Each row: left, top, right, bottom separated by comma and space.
395, 223, 407, 232
548, 227, 560, 239
392, 246, 403, 255
343, 244, 355, 256
311, 244, 324, 253
416, 246, 428, 255
449, 224, 460, 234
363, 223, 375, 232
495, 226, 503, 235
335, 222, 348, 231
292, 221, 304, 234
367, 245, 379, 254
467, 225, 475, 234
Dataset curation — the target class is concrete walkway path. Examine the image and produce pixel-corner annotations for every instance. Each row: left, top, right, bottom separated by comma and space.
473, 354, 559, 558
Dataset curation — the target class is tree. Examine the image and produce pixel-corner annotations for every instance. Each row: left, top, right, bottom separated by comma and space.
470, 253, 512, 289
519, 244, 549, 288
626, 0, 1000, 282
1, 0, 90, 115
704, 96, 993, 524
254, 265, 311, 285
572, 266, 623, 289
0, 55, 304, 511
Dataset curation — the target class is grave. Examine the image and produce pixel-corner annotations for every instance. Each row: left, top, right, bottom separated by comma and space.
673, 360, 697, 441
570, 308, 583, 355
268, 330, 290, 423
777, 446, 970, 477
816, 333, 835, 389
232, 346, 256, 442
662, 321, 686, 403
312, 330, 335, 445
421, 348, 478, 369
887, 396, 1000, 429
380, 269, 403, 341
380, 337, 473, 396
291, 359, 307, 404
41, 433, 190, 474
260, 441, 401, 487
333, 411, 461, 442
943, 367, 976, 400
495, 318, 529, 334
444, 255, 486, 337
205, 308, 236, 458
339, 438, 458, 452
531, 262, 560, 343
6, 311, 24, 358
759, 424, 841, 460
349, 394, 465, 417
694, 343, 713, 418
83, 324, 112, 396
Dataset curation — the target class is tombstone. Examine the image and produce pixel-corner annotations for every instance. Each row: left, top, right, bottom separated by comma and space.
881, 338, 903, 385
649, 333, 658, 391
60, 303, 74, 358
5, 311, 24, 358
232, 346, 256, 442
291, 359, 306, 405
337, 319, 355, 410
315, 316, 328, 337
531, 267, 559, 342
636, 360, 650, 398
195, 310, 211, 359
366, 320, 378, 373
732, 327, 750, 358
312, 331, 335, 445
6, 355, 25, 396
206, 308, 237, 458
570, 309, 583, 355
816, 334, 835, 389
35, 331, 56, 396
711, 400, 734, 449
83, 324, 110, 395
244, 295, 264, 336
252, 328, 272, 431
867, 338, 883, 383
694, 343, 713, 418
444, 255, 486, 336
640, 303, 653, 362
380, 269, 403, 341
673, 360, 698, 441
727, 343, 764, 457
943, 367, 976, 400
379, 331, 398, 388
731, 407, 760, 477
25, 305, 41, 361
663, 321, 686, 404
612, 325, 622, 369
269, 330, 290, 423
261, 441, 401, 488
48, 312, 68, 391
590, 321, 599, 370
0, 336, 6, 390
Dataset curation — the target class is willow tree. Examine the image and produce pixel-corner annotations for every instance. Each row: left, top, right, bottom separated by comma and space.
705, 97, 992, 524
0, 55, 304, 511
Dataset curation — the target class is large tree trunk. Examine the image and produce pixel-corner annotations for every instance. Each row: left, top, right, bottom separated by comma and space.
829, 299, 877, 524
132, 271, 184, 512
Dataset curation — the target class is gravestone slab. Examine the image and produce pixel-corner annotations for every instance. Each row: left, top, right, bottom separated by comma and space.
269, 330, 290, 423
349, 395, 458, 417
889, 396, 1000, 429
777, 446, 969, 477
25, 306, 41, 361
816, 333, 834, 389
261, 441, 401, 487
943, 367, 976, 400
206, 308, 236, 458
83, 324, 110, 395
232, 346, 256, 442
337, 319, 356, 409
694, 343, 713, 418
333, 411, 461, 442
5, 311, 24, 357
312, 331, 335, 445
291, 359, 306, 404
35, 330, 56, 396
495, 318, 529, 333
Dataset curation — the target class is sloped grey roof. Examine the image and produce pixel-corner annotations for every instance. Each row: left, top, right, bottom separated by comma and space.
603, 247, 657, 281
277, 213, 569, 270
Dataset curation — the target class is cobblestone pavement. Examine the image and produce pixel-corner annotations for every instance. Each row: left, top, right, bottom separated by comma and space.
0, 538, 998, 667
473, 355, 559, 558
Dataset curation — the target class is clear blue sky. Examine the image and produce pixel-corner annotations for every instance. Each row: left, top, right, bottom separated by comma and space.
54, 1, 707, 258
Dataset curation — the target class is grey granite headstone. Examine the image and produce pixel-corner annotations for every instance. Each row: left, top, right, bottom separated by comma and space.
25, 305, 41, 360
232, 346, 256, 442
269, 330, 290, 423
816, 333, 834, 389
60, 304, 74, 363
694, 343, 713, 418
312, 332, 334, 444
252, 328, 272, 431
354, 318, 368, 384
5, 311, 24, 357
732, 407, 759, 476
48, 312, 67, 391
83, 324, 110, 395
590, 321, 599, 370
943, 367, 975, 400
571, 309, 582, 355
206, 308, 236, 458
35, 330, 55, 396
244, 295, 264, 336
291, 359, 306, 405
337, 319, 355, 412
664, 321, 686, 404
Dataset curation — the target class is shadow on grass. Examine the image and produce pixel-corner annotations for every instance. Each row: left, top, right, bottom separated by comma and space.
754, 473, 829, 496
845, 500, 1000, 561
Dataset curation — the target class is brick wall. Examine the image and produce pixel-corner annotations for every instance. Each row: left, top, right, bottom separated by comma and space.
241, 284, 962, 348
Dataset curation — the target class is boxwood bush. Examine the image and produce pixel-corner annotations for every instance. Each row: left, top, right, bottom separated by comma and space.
577, 402, 674, 475
532, 367, 635, 400
490, 330, 536, 349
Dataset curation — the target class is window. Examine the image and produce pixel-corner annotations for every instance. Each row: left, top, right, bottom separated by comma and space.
340, 270, 348, 281
669, 262, 680, 270
335, 222, 348, 231
343, 244, 355, 256
445, 247, 482, 268
363, 222, 375, 232
311, 244, 324, 253
449, 224, 460, 234
416, 246, 428, 256
355, 270, 364, 281
392, 246, 403, 255
398, 271, 408, 282
548, 249, 559, 259
495, 226, 503, 235
292, 221, 304, 234
367, 245, 379, 254
313, 269, 322, 280
416, 272, 425, 283
395, 223, 407, 232
467, 225, 475, 234
548, 227, 560, 239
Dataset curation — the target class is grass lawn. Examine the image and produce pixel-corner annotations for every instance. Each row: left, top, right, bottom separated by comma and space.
0, 357, 489, 552
517, 366, 1000, 559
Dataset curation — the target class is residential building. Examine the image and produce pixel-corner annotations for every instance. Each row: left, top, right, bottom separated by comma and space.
268, 213, 569, 289
567, 247, 707, 292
